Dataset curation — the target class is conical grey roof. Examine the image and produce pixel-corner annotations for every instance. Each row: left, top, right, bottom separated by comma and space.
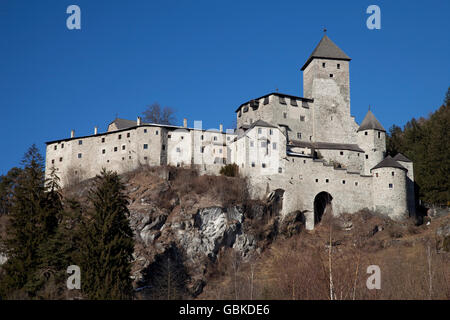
371, 156, 407, 172
393, 153, 412, 163
357, 110, 386, 132
301, 34, 351, 70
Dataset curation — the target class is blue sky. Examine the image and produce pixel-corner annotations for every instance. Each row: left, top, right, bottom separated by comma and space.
0, 0, 449, 174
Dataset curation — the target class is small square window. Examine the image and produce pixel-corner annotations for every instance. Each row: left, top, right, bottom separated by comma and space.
278, 167, 282, 173
355, 182, 358, 186
326, 179, 329, 183
219, 149, 222, 154
378, 132, 381, 138
297, 133, 302, 139
162, 145, 166, 150
144, 129, 147, 133
176, 147, 181, 152
250, 141, 254, 147
391, 172, 395, 176
283, 112, 287, 119
118, 134, 122, 140
78, 140, 83, 145
251, 162, 255, 167
168, 134, 171, 138
389, 183, 393, 189
340, 151, 344, 155
114, 147, 118, 152
365, 155, 369, 159
61, 143, 64, 148
122, 157, 125, 161
102, 138, 105, 143
365, 132, 368, 136
213, 136, 217, 141
144, 156, 148, 161
127, 133, 130, 138
54, 145, 57, 150
342, 180, 345, 184
102, 149, 105, 154
272, 143, 277, 150
330, 74, 333, 78
258, 128, 262, 134
376, 173, 379, 177
269, 129, 273, 135
300, 116, 305, 121
201, 135, 204, 140
78, 153, 82, 159
315, 179, 318, 183
200, 147, 204, 153
156, 130, 159, 135
129, 156, 132, 159
322, 62, 326, 68
261, 141, 267, 148
143, 144, 148, 149
122, 145, 126, 150
181, 136, 184, 140
51, 159, 55, 164
337, 64, 340, 69
262, 163, 266, 168
59, 157, 63, 162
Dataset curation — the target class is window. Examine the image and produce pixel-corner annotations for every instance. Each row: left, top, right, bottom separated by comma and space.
144, 129, 147, 133
357, 153, 360, 157
376, 173, 379, 177
54, 145, 57, 150
251, 162, 255, 167
325, 179, 329, 183
200, 147, 204, 153
365, 132, 368, 136
127, 133, 130, 138
114, 147, 118, 152
201, 135, 204, 140
342, 180, 346, 184
143, 144, 148, 149
315, 179, 319, 183
227, 137, 230, 140
272, 143, 277, 150
168, 134, 171, 139
129, 156, 132, 159
337, 63, 340, 69
262, 163, 266, 168
156, 130, 159, 135
391, 172, 395, 176
102, 138, 105, 143
340, 151, 344, 155
122, 145, 126, 150
181, 136, 184, 140
322, 62, 326, 68
330, 74, 333, 78
258, 128, 262, 134
303, 160, 306, 164
219, 149, 222, 154
162, 145, 166, 150
261, 141, 267, 147
378, 132, 381, 138
389, 183, 393, 189
310, 136, 312, 141
213, 136, 217, 141
176, 147, 181, 152
278, 167, 282, 173
250, 141, 254, 147
355, 182, 358, 186
300, 116, 305, 121
122, 157, 125, 161
59, 157, 63, 162
365, 155, 369, 159
118, 134, 122, 140
102, 149, 105, 154
61, 143, 64, 148
78, 140, 83, 145
144, 157, 148, 160
297, 133, 302, 139
269, 129, 273, 135
51, 159, 55, 164
283, 112, 287, 119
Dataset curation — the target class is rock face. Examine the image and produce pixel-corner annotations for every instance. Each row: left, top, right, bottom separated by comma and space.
0, 253, 7, 265
129, 205, 262, 297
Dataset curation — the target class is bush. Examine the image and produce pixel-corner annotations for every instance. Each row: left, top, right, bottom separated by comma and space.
220, 164, 239, 177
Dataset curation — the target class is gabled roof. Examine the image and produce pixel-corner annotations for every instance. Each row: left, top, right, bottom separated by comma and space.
393, 153, 412, 163
235, 92, 313, 112
109, 118, 138, 130
289, 140, 365, 153
301, 34, 351, 71
249, 119, 278, 129
357, 110, 386, 132
371, 156, 407, 172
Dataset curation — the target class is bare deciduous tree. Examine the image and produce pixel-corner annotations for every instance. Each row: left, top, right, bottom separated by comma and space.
142, 102, 176, 125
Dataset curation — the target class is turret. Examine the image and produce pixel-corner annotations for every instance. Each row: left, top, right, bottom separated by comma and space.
357, 110, 386, 175
371, 156, 408, 220
393, 153, 416, 216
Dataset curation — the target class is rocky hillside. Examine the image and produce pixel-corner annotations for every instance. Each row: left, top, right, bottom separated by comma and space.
59, 166, 450, 300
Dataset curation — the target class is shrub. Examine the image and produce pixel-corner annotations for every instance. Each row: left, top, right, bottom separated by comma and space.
220, 164, 239, 177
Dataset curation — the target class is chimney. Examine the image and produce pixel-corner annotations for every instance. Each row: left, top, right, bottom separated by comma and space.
183, 118, 187, 128
94, 126, 98, 135
137, 116, 142, 126
71, 130, 75, 138
219, 124, 223, 133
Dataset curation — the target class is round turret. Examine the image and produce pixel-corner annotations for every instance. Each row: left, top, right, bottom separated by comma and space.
371, 156, 408, 220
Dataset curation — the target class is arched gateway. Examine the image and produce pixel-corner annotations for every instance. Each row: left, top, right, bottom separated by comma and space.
313, 191, 333, 224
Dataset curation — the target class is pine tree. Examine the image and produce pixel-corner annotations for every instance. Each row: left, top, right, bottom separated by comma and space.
79, 169, 135, 300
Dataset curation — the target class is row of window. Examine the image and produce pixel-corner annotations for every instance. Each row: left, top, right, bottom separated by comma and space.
249, 141, 277, 150
322, 62, 341, 69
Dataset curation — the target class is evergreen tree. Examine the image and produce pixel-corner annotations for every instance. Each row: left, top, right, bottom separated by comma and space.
79, 169, 135, 299
0, 167, 22, 215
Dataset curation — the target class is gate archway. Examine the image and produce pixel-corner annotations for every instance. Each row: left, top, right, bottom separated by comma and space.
313, 191, 333, 224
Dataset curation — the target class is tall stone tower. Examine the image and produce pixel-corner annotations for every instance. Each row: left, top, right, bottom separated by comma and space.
301, 33, 352, 143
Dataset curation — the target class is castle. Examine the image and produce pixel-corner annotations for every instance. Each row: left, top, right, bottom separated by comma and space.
45, 33, 416, 230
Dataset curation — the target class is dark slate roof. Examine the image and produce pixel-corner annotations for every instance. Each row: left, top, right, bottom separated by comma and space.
109, 118, 138, 130
289, 140, 365, 153
249, 119, 278, 129
301, 35, 351, 71
357, 110, 386, 132
235, 92, 313, 112
393, 153, 412, 163
371, 156, 407, 172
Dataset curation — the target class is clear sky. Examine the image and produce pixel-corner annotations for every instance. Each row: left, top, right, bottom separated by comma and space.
0, 0, 449, 175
